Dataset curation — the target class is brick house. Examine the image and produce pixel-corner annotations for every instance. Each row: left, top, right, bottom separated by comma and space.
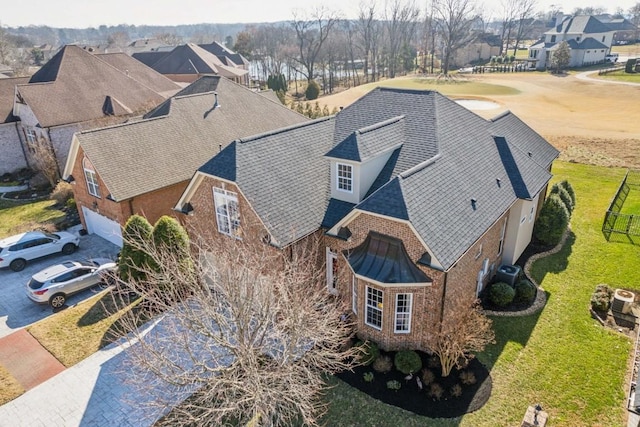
10, 45, 180, 176
175, 88, 559, 352
62, 76, 307, 246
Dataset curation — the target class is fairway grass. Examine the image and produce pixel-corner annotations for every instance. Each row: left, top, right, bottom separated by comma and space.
322, 161, 639, 427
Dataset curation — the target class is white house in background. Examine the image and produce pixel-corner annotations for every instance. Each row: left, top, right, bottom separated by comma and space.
528, 15, 617, 70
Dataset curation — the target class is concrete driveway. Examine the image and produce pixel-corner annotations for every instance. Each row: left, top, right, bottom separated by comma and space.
0, 233, 120, 338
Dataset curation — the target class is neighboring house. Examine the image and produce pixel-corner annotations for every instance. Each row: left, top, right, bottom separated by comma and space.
61, 76, 307, 247
0, 77, 30, 175
452, 33, 501, 66
131, 43, 249, 85
596, 14, 639, 44
11, 45, 180, 176
528, 15, 619, 69
175, 87, 559, 352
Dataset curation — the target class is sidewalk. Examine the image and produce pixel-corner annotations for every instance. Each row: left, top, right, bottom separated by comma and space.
0, 330, 65, 391
0, 320, 173, 427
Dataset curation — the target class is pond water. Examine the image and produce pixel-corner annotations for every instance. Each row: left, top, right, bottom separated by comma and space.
455, 99, 501, 110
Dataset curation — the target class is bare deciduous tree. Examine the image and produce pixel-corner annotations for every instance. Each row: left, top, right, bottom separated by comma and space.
30, 137, 60, 188
291, 7, 340, 81
510, 0, 537, 57
433, 0, 477, 75
111, 227, 358, 426
431, 300, 495, 377
356, 1, 381, 82
384, 0, 420, 78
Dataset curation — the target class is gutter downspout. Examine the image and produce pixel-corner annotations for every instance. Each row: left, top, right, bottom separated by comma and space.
438, 271, 448, 333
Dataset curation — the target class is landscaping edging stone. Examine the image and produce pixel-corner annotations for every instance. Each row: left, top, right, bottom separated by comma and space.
483, 226, 571, 317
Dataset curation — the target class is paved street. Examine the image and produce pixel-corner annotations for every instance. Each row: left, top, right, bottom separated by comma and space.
0, 231, 120, 338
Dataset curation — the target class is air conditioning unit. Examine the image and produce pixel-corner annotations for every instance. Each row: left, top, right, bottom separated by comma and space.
495, 264, 522, 287
612, 289, 635, 314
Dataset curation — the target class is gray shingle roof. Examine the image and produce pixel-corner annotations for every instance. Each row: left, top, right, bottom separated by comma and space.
193, 88, 558, 268
325, 116, 405, 162
77, 77, 307, 202
17, 45, 170, 128
200, 117, 334, 246
199, 42, 250, 66
549, 15, 614, 34
147, 43, 248, 79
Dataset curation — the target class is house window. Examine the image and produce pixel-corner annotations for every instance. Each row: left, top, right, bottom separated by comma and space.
498, 219, 507, 255
551, 35, 556, 43
84, 165, 100, 198
352, 276, 358, 314
326, 248, 338, 294
25, 128, 37, 144
602, 36, 606, 43
529, 206, 535, 222
337, 163, 353, 193
475, 243, 483, 260
476, 258, 490, 297
365, 286, 383, 330
394, 293, 412, 333
213, 187, 240, 238
576, 36, 581, 41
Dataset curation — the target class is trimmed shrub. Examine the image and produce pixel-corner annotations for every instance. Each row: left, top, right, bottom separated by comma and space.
558, 180, 576, 207
65, 198, 76, 210
355, 340, 379, 366
515, 280, 537, 304
459, 370, 477, 385
119, 214, 153, 282
305, 79, 320, 100
394, 350, 423, 375
534, 194, 569, 246
386, 380, 401, 391
591, 284, 613, 312
152, 216, 190, 260
421, 368, 435, 385
450, 384, 463, 398
50, 181, 74, 206
428, 383, 444, 400
363, 372, 374, 382
550, 183, 573, 215
372, 354, 393, 374
489, 282, 516, 307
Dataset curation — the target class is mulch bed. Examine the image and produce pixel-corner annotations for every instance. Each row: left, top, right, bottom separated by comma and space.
336, 350, 491, 418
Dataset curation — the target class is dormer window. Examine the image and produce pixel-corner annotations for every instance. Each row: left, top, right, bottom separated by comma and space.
337, 163, 353, 193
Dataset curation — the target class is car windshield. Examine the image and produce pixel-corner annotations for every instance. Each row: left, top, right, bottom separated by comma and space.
43, 232, 60, 240
28, 278, 44, 290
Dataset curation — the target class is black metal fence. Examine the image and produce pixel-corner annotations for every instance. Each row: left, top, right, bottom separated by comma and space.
603, 169, 640, 240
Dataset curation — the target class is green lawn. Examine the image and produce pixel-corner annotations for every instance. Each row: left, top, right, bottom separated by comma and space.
322, 162, 639, 427
0, 199, 65, 238
595, 69, 640, 84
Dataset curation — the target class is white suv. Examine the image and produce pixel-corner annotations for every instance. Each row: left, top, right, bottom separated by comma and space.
0, 231, 80, 271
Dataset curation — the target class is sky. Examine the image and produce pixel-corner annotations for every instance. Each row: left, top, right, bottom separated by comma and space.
1, 0, 636, 29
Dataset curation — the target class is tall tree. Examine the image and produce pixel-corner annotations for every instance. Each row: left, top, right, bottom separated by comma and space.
550, 40, 571, 74
630, 2, 640, 44
497, 0, 519, 56
384, 0, 420, 78
291, 7, 339, 81
112, 230, 358, 426
433, 0, 477, 75
356, 1, 381, 82
511, 0, 537, 56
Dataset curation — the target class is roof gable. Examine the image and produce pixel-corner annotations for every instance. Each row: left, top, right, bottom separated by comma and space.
17, 45, 168, 127
76, 77, 308, 202
325, 116, 405, 162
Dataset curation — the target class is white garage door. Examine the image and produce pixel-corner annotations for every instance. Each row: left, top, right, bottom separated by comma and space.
82, 207, 123, 247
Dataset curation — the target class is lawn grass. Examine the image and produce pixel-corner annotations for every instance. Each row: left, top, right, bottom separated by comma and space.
27, 290, 140, 367
0, 199, 65, 238
611, 44, 640, 56
594, 69, 640, 83
0, 365, 24, 405
322, 161, 639, 427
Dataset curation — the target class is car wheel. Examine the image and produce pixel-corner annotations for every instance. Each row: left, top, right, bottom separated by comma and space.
9, 258, 27, 272
61, 243, 77, 255
49, 293, 66, 309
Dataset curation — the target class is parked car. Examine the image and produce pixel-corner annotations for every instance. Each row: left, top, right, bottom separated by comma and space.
26, 258, 117, 308
0, 231, 80, 272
